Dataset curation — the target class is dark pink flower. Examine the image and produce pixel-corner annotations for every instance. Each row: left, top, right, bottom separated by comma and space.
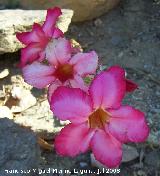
16, 7, 64, 67
99, 64, 138, 93
126, 79, 138, 92
22, 39, 98, 99
50, 66, 149, 168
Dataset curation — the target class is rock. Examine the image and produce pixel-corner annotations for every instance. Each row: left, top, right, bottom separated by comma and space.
39, 152, 78, 175
0, 89, 5, 99
145, 150, 160, 169
91, 153, 119, 169
5, 86, 37, 113
14, 100, 68, 139
137, 170, 147, 176
94, 18, 103, 27
11, 75, 32, 89
11, 86, 37, 113
147, 131, 160, 147
110, 35, 123, 46
22, 0, 120, 22
91, 145, 139, 169
79, 162, 88, 168
0, 118, 40, 176
0, 0, 120, 22
0, 9, 73, 54
0, 88, 6, 106
0, 106, 13, 119
122, 145, 139, 163
0, 69, 9, 79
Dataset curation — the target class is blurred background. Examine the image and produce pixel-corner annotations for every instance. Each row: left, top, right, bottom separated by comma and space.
0, 0, 160, 176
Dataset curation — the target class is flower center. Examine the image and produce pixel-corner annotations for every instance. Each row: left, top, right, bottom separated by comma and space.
54, 64, 74, 83
88, 108, 110, 129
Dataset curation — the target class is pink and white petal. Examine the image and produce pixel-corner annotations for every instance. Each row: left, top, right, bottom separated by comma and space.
46, 38, 72, 66
91, 129, 122, 168
126, 79, 138, 92
16, 23, 46, 45
48, 80, 62, 102
43, 7, 62, 37
16, 32, 32, 45
89, 66, 126, 109
71, 46, 82, 55
55, 123, 95, 157
69, 74, 88, 92
48, 80, 71, 102
22, 62, 55, 89
32, 23, 49, 44
50, 87, 92, 123
31, 23, 49, 47
52, 27, 64, 38
38, 50, 46, 62
108, 106, 149, 143
20, 43, 42, 67
70, 51, 98, 76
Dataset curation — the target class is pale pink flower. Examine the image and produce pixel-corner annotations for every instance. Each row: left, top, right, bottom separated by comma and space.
16, 7, 64, 67
50, 66, 149, 168
22, 39, 98, 99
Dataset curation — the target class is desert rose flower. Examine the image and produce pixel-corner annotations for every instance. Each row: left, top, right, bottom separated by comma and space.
99, 64, 138, 92
50, 66, 149, 168
22, 38, 98, 99
16, 7, 64, 67
126, 79, 138, 92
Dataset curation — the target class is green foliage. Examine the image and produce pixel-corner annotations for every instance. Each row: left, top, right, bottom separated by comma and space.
84, 76, 93, 85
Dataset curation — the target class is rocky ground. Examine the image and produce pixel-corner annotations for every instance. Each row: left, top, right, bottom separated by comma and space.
0, 0, 160, 175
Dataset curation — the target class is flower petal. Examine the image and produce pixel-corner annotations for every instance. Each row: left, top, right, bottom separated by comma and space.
48, 80, 62, 102
38, 50, 46, 62
89, 66, 126, 109
70, 51, 98, 76
16, 23, 46, 45
91, 129, 122, 168
108, 106, 149, 143
20, 43, 42, 67
71, 46, 82, 55
69, 74, 88, 92
22, 62, 55, 89
126, 79, 138, 92
50, 87, 92, 123
43, 7, 62, 37
46, 38, 72, 66
52, 27, 64, 38
55, 123, 95, 157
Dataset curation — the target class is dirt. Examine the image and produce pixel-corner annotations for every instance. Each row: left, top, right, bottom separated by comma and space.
0, 0, 160, 175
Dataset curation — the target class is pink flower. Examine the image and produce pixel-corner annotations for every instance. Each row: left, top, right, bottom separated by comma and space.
22, 39, 98, 99
126, 79, 138, 92
50, 66, 149, 168
16, 7, 64, 67
99, 64, 138, 93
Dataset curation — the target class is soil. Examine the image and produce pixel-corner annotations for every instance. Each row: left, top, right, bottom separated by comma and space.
0, 0, 160, 175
